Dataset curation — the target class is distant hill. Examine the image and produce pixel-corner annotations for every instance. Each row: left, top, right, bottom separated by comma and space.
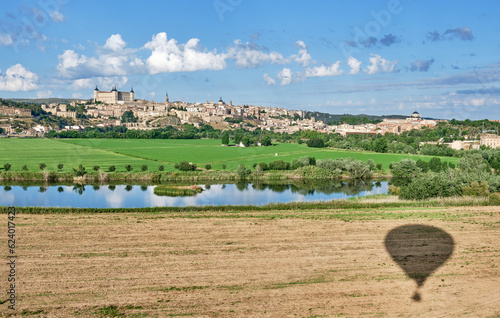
307, 111, 407, 125
9, 98, 88, 104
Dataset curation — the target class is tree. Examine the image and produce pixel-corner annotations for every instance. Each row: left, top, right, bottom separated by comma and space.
158, 165, 165, 171
306, 138, 325, 148
108, 165, 116, 172
261, 135, 272, 146
57, 163, 64, 170
205, 164, 211, 170
221, 133, 230, 145
236, 164, 251, 179
121, 110, 138, 123
390, 159, 422, 184
234, 134, 242, 145
125, 165, 133, 172
372, 138, 388, 153
3, 163, 11, 171
428, 157, 442, 172
222, 164, 227, 169
22, 165, 28, 171
241, 135, 251, 147
93, 165, 100, 171
39, 163, 47, 171
175, 161, 197, 171
141, 164, 148, 171
376, 163, 383, 170
73, 164, 86, 177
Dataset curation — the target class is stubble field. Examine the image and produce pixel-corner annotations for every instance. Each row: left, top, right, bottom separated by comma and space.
1, 205, 498, 317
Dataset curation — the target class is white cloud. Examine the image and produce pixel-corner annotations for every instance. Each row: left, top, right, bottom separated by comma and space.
57, 34, 143, 79
144, 32, 226, 74
103, 34, 126, 52
226, 40, 285, 68
0, 64, 39, 91
0, 34, 13, 46
49, 11, 64, 22
365, 54, 397, 75
305, 61, 343, 77
347, 56, 361, 75
262, 73, 276, 85
277, 68, 293, 86
294, 40, 312, 66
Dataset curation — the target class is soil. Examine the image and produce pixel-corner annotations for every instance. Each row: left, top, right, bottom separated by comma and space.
1, 206, 498, 317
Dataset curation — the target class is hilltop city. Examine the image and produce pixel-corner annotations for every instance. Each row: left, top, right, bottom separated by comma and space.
1, 86, 500, 149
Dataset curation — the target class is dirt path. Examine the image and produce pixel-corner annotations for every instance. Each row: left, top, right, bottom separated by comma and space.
1, 206, 499, 317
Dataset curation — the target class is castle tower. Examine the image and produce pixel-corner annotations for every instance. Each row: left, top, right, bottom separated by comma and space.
130, 87, 135, 101
93, 86, 99, 103
111, 86, 118, 104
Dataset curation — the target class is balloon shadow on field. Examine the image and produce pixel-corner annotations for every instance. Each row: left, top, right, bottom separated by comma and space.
384, 224, 455, 301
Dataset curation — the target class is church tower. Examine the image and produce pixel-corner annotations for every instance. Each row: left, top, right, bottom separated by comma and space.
130, 87, 135, 101
165, 91, 169, 104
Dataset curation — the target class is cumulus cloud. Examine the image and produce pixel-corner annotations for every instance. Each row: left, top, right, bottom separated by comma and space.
426, 27, 474, 42
103, 34, 127, 52
57, 34, 143, 78
277, 68, 293, 85
36, 90, 53, 98
410, 59, 434, 72
0, 64, 39, 91
347, 56, 361, 75
365, 54, 397, 75
305, 61, 343, 77
0, 34, 13, 46
144, 32, 226, 74
293, 41, 312, 66
262, 73, 276, 85
226, 40, 285, 68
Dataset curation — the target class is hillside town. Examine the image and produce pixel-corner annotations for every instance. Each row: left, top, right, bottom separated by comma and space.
1, 87, 500, 149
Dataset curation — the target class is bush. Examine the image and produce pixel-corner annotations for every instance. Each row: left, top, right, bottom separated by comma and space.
205, 164, 211, 170
257, 162, 269, 171
261, 135, 272, 146
236, 164, 251, 179
387, 185, 401, 195
462, 181, 489, 197
222, 164, 227, 170
490, 192, 500, 205
366, 159, 375, 170
22, 165, 28, 171
108, 165, 116, 172
3, 163, 11, 171
376, 163, 383, 170
39, 163, 47, 171
125, 165, 133, 172
399, 172, 462, 200
93, 165, 100, 171
141, 164, 148, 171
73, 164, 86, 177
158, 165, 165, 171
306, 138, 325, 148
175, 161, 196, 171
268, 160, 290, 170
57, 163, 64, 170
390, 159, 422, 184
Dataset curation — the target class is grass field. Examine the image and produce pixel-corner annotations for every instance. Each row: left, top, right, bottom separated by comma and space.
2, 204, 498, 317
0, 138, 460, 172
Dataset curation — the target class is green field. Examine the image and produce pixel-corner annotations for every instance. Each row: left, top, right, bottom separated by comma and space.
0, 138, 460, 172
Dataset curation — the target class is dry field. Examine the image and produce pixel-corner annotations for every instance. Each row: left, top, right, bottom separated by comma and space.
1, 206, 499, 317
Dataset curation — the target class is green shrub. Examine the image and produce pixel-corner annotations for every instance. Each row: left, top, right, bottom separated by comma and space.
490, 192, 500, 205
125, 165, 133, 172
22, 165, 28, 171
93, 165, 100, 171
158, 165, 165, 171
39, 163, 47, 171
73, 164, 86, 177
205, 164, 211, 170
376, 163, 383, 170
236, 164, 251, 179
462, 181, 489, 197
57, 163, 64, 170
306, 138, 325, 148
222, 164, 227, 170
141, 164, 148, 171
3, 163, 11, 171
175, 161, 196, 171
108, 165, 116, 172
269, 160, 290, 170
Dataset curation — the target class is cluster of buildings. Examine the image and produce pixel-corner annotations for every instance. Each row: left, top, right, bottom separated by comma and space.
1, 87, 500, 149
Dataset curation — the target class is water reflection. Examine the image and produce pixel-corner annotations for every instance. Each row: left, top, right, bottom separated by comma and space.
0, 181, 388, 209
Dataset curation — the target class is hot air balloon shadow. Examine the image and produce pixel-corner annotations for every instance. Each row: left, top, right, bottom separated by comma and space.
384, 224, 454, 302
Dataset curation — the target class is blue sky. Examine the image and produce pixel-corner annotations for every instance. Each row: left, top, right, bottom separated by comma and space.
0, 0, 499, 120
